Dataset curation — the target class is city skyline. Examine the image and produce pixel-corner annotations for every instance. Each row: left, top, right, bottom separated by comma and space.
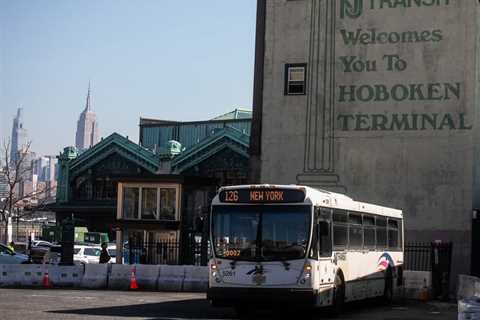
0, 1, 256, 156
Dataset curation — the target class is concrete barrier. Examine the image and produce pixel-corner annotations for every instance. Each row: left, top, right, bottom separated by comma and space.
80, 264, 108, 289
458, 275, 480, 301
157, 265, 185, 291
183, 265, 208, 292
49, 265, 84, 288
17, 264, 46, 287
459, 297, 480, 320
108, 264, 133, 290
0, 263, 206, 292
403, 270, 432, 299
135, 264, 160, 291
0, 264, 33, 287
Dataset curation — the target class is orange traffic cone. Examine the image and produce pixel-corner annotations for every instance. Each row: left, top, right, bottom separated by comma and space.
419, 278, 429, 302
129, 267, 138, 290
42, 271, 52, 288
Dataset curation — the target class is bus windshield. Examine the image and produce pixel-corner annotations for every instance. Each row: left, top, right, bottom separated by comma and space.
212, 205, 311, 261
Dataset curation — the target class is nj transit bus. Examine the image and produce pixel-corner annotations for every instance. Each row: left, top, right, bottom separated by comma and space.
207, 185, 404, 314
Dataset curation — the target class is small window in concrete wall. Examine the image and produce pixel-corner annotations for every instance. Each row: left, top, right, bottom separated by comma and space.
284, 63, 306, 95
160, 188, 176, 220
123, 187, 139, 219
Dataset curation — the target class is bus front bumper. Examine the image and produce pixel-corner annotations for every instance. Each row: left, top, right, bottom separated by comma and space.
207, 287, 316, 307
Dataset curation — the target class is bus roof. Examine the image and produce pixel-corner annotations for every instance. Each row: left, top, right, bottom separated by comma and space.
213, 184, 403, 219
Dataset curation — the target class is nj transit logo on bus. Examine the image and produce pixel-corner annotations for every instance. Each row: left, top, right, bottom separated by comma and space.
377, 253, 395, 271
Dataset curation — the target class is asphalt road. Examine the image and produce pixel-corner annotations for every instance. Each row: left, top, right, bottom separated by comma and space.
0, 288, 457, 320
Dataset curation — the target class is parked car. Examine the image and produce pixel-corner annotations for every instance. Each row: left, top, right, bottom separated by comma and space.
73, 245, 101, 264
32, 240, 54, 248
29, 244, 62, 264
0, 243, 28, 264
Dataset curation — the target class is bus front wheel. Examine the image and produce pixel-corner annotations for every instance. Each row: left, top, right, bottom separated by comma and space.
332, 272, 345, 316
234, 304, 249, 318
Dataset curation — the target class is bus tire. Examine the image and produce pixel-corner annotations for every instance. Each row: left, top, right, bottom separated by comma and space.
383, 267, 394, 304
234, 304, 249, 318
332, 272, 345, 316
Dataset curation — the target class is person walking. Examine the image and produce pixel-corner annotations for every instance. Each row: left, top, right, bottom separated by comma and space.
7, 241, 15, 252
99, 242, 111, 263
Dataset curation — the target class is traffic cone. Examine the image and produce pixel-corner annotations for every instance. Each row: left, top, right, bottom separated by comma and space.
129, 267, 138, 290
419, 278, 429, 302
42, 271, 52, 288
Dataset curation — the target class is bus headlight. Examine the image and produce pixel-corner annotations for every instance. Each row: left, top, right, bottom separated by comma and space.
210, 263, 222, 283
299, 263, 312, 285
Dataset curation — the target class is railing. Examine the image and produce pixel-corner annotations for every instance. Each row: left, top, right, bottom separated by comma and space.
0, 225, 42, 244
125, 239, 203, 266
404, 242, 432, 271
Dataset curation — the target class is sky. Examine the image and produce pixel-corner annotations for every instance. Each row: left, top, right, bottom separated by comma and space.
0, 0, 256, 156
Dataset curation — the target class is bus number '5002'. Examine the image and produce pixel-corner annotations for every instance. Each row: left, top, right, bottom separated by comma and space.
224, 249, 240, 257
225, 191, 239, 202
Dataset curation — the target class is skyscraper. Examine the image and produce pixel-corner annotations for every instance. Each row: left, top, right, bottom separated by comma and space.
10, 108, 28, 165
75, 83, 99, 152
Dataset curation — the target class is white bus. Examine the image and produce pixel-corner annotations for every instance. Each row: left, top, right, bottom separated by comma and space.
207, 185, 404, 314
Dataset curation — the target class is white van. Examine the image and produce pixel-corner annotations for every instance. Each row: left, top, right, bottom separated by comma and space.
73, 245, 101, 264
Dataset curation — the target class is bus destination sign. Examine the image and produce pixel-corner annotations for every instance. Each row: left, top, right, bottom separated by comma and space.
219, 188, 305, 203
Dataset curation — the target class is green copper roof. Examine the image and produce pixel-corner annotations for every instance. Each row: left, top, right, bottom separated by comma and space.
139, 109, 251, 153
210, 108, 252, 120
69, 132, 160, 176
171, 126, 249, 174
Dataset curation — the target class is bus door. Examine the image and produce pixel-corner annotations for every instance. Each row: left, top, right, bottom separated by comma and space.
317, 208, 334, 291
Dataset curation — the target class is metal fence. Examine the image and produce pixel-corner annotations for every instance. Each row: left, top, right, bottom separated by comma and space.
0, 225, 42, 244
404, 241, 453, 300
125, 239, 203, 266
404, 242, 432, 271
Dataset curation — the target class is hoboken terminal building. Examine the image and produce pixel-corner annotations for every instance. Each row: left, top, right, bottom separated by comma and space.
249, 0, 480, 284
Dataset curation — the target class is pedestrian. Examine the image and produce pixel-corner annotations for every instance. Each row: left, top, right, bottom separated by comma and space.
99, 242, 111, 263
7, 241, 15, 252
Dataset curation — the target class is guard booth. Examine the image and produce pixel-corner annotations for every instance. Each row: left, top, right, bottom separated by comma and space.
431, 241, 453, 301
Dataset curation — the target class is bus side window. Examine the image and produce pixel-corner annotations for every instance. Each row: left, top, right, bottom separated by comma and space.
376, 217, 387, 250
348, 213, 363, 250
363, 215, 376, 250
387, 219, 399, 250
398, 219, 403, 250
333, 210, 347, 250
319, 221, 332, 257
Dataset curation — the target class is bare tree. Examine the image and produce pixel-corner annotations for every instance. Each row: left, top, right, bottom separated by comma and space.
0, 139, 54, 244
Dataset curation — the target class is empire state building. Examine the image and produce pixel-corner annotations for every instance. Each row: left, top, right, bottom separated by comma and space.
75, 83, 99, 152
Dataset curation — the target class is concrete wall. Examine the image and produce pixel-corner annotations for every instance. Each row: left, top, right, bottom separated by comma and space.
254, 0, 479, 284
